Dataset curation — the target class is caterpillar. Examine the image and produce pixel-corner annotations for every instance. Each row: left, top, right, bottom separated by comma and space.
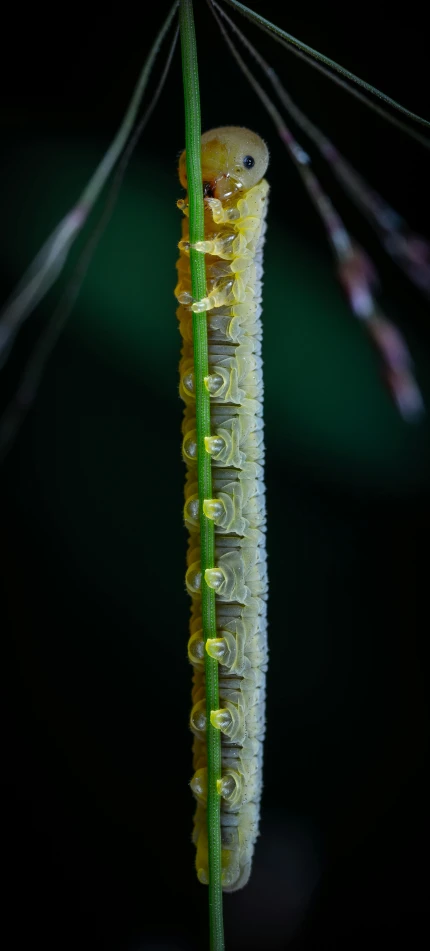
175, 126, 270, 891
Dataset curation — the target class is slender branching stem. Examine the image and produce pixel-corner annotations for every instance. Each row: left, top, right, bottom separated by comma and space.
221, 0, 430, 144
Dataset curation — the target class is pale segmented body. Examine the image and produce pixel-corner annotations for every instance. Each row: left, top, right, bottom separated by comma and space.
175, 127, 269, 892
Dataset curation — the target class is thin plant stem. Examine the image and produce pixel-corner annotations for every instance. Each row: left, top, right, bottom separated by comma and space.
220, 0, 430, 144
0, 24, 179, 461
179, 2, 224, 950
210, 1, 424, 421
0, 0, 179, 367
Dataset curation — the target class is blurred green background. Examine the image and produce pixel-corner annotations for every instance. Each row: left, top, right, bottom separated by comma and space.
1, 2, 429, 949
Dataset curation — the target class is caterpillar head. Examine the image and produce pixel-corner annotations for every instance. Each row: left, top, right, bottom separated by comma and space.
179, 126, 269, 202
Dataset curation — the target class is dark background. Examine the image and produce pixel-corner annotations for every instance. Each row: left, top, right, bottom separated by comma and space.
1, 2, 429, 949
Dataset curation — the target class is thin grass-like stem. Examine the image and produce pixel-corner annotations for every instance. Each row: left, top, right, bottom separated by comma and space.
179, 3, 224, 950
220, 0, 430, 144
0, 0, 179, 367
210, 1, 424, 421
0, 24, 179, 461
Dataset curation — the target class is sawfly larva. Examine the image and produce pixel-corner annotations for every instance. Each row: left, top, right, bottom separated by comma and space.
175, 126, 269, 891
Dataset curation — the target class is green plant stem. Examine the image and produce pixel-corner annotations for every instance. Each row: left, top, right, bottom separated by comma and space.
179, 2, 225, 950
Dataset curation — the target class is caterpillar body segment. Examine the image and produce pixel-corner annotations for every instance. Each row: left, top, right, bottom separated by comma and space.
175, 127, 269, 892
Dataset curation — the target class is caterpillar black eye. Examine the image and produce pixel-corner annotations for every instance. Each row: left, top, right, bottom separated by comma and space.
243, 155, 255, 169
203, 181, 214, 198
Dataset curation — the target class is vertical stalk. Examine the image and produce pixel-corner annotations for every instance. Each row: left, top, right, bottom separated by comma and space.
179, 2, 225, 950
